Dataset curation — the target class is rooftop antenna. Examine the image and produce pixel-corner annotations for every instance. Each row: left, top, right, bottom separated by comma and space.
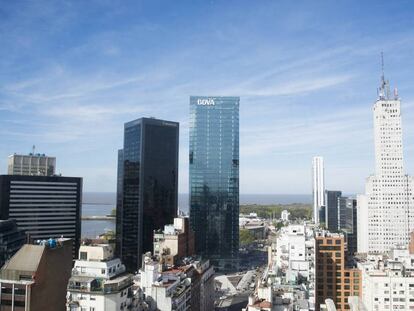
32, 145, 35, 155
378, 51, 390, 99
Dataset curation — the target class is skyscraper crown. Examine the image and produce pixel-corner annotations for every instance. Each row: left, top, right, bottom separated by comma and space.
377, 52, 399, 100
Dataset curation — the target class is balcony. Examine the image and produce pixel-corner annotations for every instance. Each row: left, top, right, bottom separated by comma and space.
67, 274, 133, 295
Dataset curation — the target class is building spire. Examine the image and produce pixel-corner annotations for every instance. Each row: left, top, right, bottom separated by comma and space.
378, 51, 391, 100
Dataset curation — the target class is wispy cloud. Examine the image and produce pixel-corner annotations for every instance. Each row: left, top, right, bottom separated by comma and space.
1, 1, 414, 194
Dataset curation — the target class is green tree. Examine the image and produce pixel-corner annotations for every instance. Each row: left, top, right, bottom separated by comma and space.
240, 229, 255, 246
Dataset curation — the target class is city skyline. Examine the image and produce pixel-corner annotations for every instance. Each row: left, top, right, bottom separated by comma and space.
1, 1, 414, 194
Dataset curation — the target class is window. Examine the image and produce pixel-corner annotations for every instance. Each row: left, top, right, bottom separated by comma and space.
101, 269, 106, 274
80, 252, 87, 260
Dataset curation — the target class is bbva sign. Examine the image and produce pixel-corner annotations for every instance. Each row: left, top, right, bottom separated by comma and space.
197, 98, 215, 106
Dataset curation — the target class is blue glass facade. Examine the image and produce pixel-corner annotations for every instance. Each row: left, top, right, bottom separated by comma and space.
116, 118, 179, 272
189, 96, 239, 270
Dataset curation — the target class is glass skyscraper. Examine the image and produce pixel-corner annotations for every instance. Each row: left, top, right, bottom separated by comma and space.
116, 117, 179, 272
189, 96, 239, 271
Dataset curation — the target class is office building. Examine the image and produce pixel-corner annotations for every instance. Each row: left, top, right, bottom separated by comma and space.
0, 219, 26, 268
358, 250, 414, 310
153, 217, 195, 266
189, 96, 240, 271
8, 153, 56, 176
0, 175, 82, 257
0, 238, 73, 311
338, 197, 358, 259
116, 118, 179, 272
66, 244, 140, 311
115, 149, 124, 257
315, 232, 361, 311
312, 157, 325, 225
325, 190, 342, 232
358, 65, 414, 253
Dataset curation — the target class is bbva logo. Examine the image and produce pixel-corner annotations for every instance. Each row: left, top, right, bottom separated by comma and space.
197, 98, 215, 106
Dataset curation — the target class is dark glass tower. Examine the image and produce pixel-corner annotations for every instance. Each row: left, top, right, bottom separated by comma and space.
116, 118, 179, 272
325, 190, 342, 232
189, 96, 239, 271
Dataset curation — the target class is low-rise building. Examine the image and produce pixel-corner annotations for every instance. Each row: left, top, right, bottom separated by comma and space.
281, 210, 290, 222
138, 254, 214, 311
245, 223, 315, 311
0, 238, 73, 311
0, 219, 26, 268
274, 224, 315, 284
153, 217, 195, 266
358, 249, 414, 311
139, 254, 191, 311
66, 244, 141, 311
243, 267, 312, 311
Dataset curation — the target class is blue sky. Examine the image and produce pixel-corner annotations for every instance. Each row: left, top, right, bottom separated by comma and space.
1, 0, 414, 194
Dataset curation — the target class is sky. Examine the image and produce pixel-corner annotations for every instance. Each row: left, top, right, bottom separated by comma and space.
1, 0, 414, 194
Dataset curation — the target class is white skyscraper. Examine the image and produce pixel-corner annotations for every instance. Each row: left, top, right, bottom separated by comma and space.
358, 63, 414, 253
312, 156, 325, 224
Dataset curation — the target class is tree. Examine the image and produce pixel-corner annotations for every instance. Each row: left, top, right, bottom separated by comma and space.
240, 229, 255, 246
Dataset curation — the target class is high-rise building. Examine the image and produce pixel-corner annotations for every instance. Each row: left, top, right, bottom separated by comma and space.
116, 117, 179, 272
0, 238, 73, 311
0, 175, 82, 257
189, 96, 240, 271
115, 149, 124, 258
315, 232, 361, 311
66, 244, 139, 311
338, 197, 358, 259
358, 64, 414, 253
8, 153, 56, 176
0, 219, 26, 268
325, 190, 342, 232
312, 157, 325, 225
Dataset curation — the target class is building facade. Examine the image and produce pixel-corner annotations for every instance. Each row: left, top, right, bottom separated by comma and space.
115, 149, 124, 258
116, 117, 179, 272
8, 153, 56, 176
189, 96, 240, 271
325, 190, 342, 232
0, 239, 73, 311
66, 244, 139, 311
358, 70, 414, 253
358, 250, 414, 310
153, 217, 195, 266
0, 219, 26, 268
312, 156, 325, 225
315, 233, 361, 311
338, 197, 358, 260
0, 175, 82, 257
274, 224, 315, 285
139, 254, 214, 311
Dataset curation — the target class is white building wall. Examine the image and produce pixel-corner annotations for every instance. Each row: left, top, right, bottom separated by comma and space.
363, 82, 414, 253
357, 194, 368, 253
312, 156, 325, 224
